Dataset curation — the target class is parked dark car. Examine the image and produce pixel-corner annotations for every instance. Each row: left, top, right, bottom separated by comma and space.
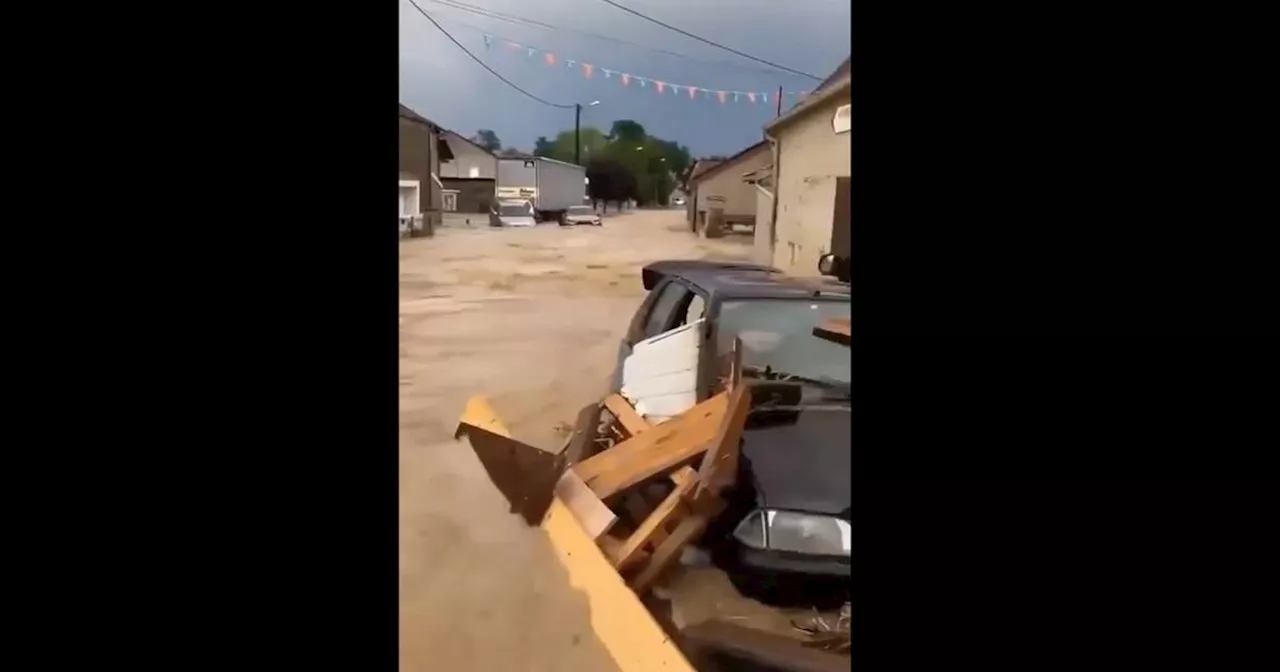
609, 260, 851, 604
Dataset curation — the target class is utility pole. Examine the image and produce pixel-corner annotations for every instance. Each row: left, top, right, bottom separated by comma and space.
574, 103, 582, 165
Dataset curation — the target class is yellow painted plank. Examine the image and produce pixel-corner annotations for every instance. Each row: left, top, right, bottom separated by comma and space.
456, 394, 511, 438
541, 497, 696, 672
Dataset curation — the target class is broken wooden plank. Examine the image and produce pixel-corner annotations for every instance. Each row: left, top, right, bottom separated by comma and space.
603, 393, 651, 437
554, 469, 618, 540
572, 392, 729, 499
628, 497, 726, 595
455, 423, 566, 527
694, 381, 750, 499
608, 466, 697, 571
813, 317, 851, 346
454, 394, 511, 439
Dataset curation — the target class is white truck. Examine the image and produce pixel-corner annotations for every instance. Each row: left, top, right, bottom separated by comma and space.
496, 156, 587, 223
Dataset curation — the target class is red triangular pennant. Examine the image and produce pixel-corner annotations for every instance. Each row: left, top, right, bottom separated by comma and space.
717, 90, 727, 104
582, 63, 593, 78
747, 92, 756, 103
688, 86, 698, 99
621, 73, 631, 86
655, 81, 665, 93
544, 52, 556, 65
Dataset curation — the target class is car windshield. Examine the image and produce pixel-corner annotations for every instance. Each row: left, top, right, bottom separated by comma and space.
568, 206, 594, 215
498, 204, 529, 217
716, 298, 850, 387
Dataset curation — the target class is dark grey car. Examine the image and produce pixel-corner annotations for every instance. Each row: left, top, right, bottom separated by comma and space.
609, 261, 852, 603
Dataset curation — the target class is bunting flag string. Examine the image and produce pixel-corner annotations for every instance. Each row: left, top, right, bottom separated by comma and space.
483, 32, 812, 105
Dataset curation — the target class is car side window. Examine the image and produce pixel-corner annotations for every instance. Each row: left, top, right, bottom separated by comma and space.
643, 282, 691, 337
682, 293, 707, 327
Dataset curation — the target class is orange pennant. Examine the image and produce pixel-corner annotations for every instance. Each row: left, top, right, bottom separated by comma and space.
655, 81, 666, 93
747, 92, 756, 103
582, 63, 594, 78
717, 90, 727, 103
621, 73, 631, 86
688, 86, 698, 99
544, 52, 556, 65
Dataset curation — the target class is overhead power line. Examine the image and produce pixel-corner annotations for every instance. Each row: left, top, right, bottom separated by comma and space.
591, 0, 822, 81
405, 0, 575, 109
425, 0, 810, 79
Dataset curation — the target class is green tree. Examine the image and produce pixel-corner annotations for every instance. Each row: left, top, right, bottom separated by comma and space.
536, 119, 689, 205
471, 129, 502, 152
609, 120, 647, 143
547, 127, 608, 164
533, 136, 554, 157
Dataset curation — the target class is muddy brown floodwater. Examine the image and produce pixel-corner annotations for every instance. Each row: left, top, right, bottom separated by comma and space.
399, 210, 754, 671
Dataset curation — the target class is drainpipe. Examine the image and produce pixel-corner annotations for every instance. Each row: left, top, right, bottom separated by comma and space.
764, 130, 781, 259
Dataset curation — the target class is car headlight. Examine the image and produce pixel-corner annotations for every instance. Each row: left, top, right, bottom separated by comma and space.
733, 509, 850, 556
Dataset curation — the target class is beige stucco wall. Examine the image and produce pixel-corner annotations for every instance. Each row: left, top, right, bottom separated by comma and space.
752, 186, 774, 264
769, 94, 851, 275
693, 146, 771, 224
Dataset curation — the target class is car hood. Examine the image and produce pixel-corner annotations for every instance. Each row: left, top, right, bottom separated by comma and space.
739, 406, 850, 517
499, 216, 536, 226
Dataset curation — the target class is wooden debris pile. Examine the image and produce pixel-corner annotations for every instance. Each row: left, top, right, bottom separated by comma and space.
792, 603, 851, 654
455, 341, 751, 597
569, 344, 749, 595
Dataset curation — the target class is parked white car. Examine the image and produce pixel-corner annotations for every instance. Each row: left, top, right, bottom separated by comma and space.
561, 205, 602, 227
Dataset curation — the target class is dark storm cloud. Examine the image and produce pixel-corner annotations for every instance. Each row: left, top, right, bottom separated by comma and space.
399, 0, 849, 156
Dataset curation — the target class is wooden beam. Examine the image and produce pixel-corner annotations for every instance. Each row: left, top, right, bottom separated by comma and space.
628, 497, 725, 595
694, 382, 750, 499
603, 393, 651, 437
608, 467, 696, 571
554, 469, 618, 540
539, 499, 698, 672
572, 392, 729, 499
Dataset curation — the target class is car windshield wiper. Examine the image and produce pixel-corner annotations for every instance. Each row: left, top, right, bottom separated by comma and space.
742, 365, 850, 396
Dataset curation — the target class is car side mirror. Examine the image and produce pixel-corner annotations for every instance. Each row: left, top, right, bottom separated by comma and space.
818, 254, 849, 282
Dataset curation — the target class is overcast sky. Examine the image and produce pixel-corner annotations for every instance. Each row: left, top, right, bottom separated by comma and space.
399, 0, 850, 157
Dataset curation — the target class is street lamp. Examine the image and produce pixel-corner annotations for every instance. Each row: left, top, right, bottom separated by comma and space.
574, 100, 602, 165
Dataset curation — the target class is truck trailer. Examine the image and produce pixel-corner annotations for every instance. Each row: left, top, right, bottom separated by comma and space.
496, 156, 587, 223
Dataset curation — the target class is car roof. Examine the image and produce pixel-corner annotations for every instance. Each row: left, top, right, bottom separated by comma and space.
641, 260, 850, 301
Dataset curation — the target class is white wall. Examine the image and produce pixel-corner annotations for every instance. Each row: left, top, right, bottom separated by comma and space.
439, 132, 498, 179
